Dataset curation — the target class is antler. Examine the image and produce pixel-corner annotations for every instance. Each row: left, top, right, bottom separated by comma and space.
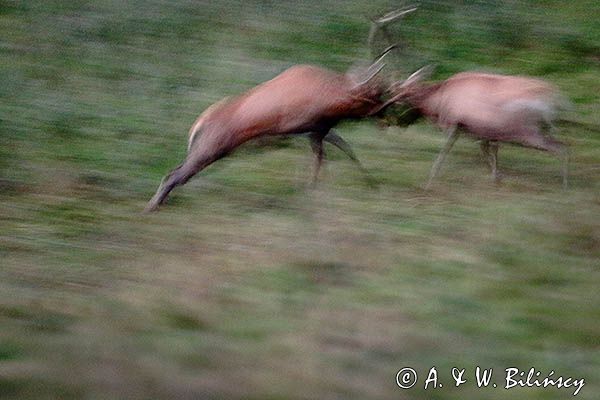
368, 64, 434, 116
399, 64, 434, 88
353, 45, 398, 88
367, 5, 417, 58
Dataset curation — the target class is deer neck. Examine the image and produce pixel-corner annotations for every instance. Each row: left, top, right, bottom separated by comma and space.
409, 83, 443, 120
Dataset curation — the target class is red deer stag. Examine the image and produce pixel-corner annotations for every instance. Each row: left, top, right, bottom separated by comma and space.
381, 68, 569, 188
144, 49, 397, 212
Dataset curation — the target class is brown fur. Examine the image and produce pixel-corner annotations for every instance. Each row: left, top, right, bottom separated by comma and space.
145, 65, 389, 212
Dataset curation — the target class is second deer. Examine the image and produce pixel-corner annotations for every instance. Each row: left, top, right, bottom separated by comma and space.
381, 68, 570, 188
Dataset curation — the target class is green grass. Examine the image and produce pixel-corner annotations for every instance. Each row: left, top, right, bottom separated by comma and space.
0, 1, 599, 399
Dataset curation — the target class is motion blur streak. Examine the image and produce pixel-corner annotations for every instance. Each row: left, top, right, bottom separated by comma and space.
0, 1, 598, 399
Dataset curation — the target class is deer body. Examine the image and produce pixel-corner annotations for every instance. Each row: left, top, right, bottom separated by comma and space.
145, 64, 388, 212
391, 71, 568, 187
188, 66, 382, 150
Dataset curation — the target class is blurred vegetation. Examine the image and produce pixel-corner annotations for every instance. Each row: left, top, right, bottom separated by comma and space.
0, 0, 599, 399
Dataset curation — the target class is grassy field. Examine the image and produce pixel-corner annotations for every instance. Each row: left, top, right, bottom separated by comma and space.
1, 1, 599, 399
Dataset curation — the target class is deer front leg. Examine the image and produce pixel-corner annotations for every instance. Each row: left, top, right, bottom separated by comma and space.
324, 130, 376, 186
309, 132, 326, 186
425, 126, 459, 189
489, 141, 500, 182
480, 140, 500, 182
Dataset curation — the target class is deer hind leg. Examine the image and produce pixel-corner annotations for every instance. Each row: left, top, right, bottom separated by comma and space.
425, 126, 459, 189
543, 125, 569, 190
145, 163, 188, 212
519, 129, 569, 189
323, 130, 376, 187
144, 146, 227, 212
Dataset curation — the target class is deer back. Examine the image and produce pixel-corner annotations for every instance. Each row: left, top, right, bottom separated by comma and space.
418, 73, 562, 133
188, 65, 386, 151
